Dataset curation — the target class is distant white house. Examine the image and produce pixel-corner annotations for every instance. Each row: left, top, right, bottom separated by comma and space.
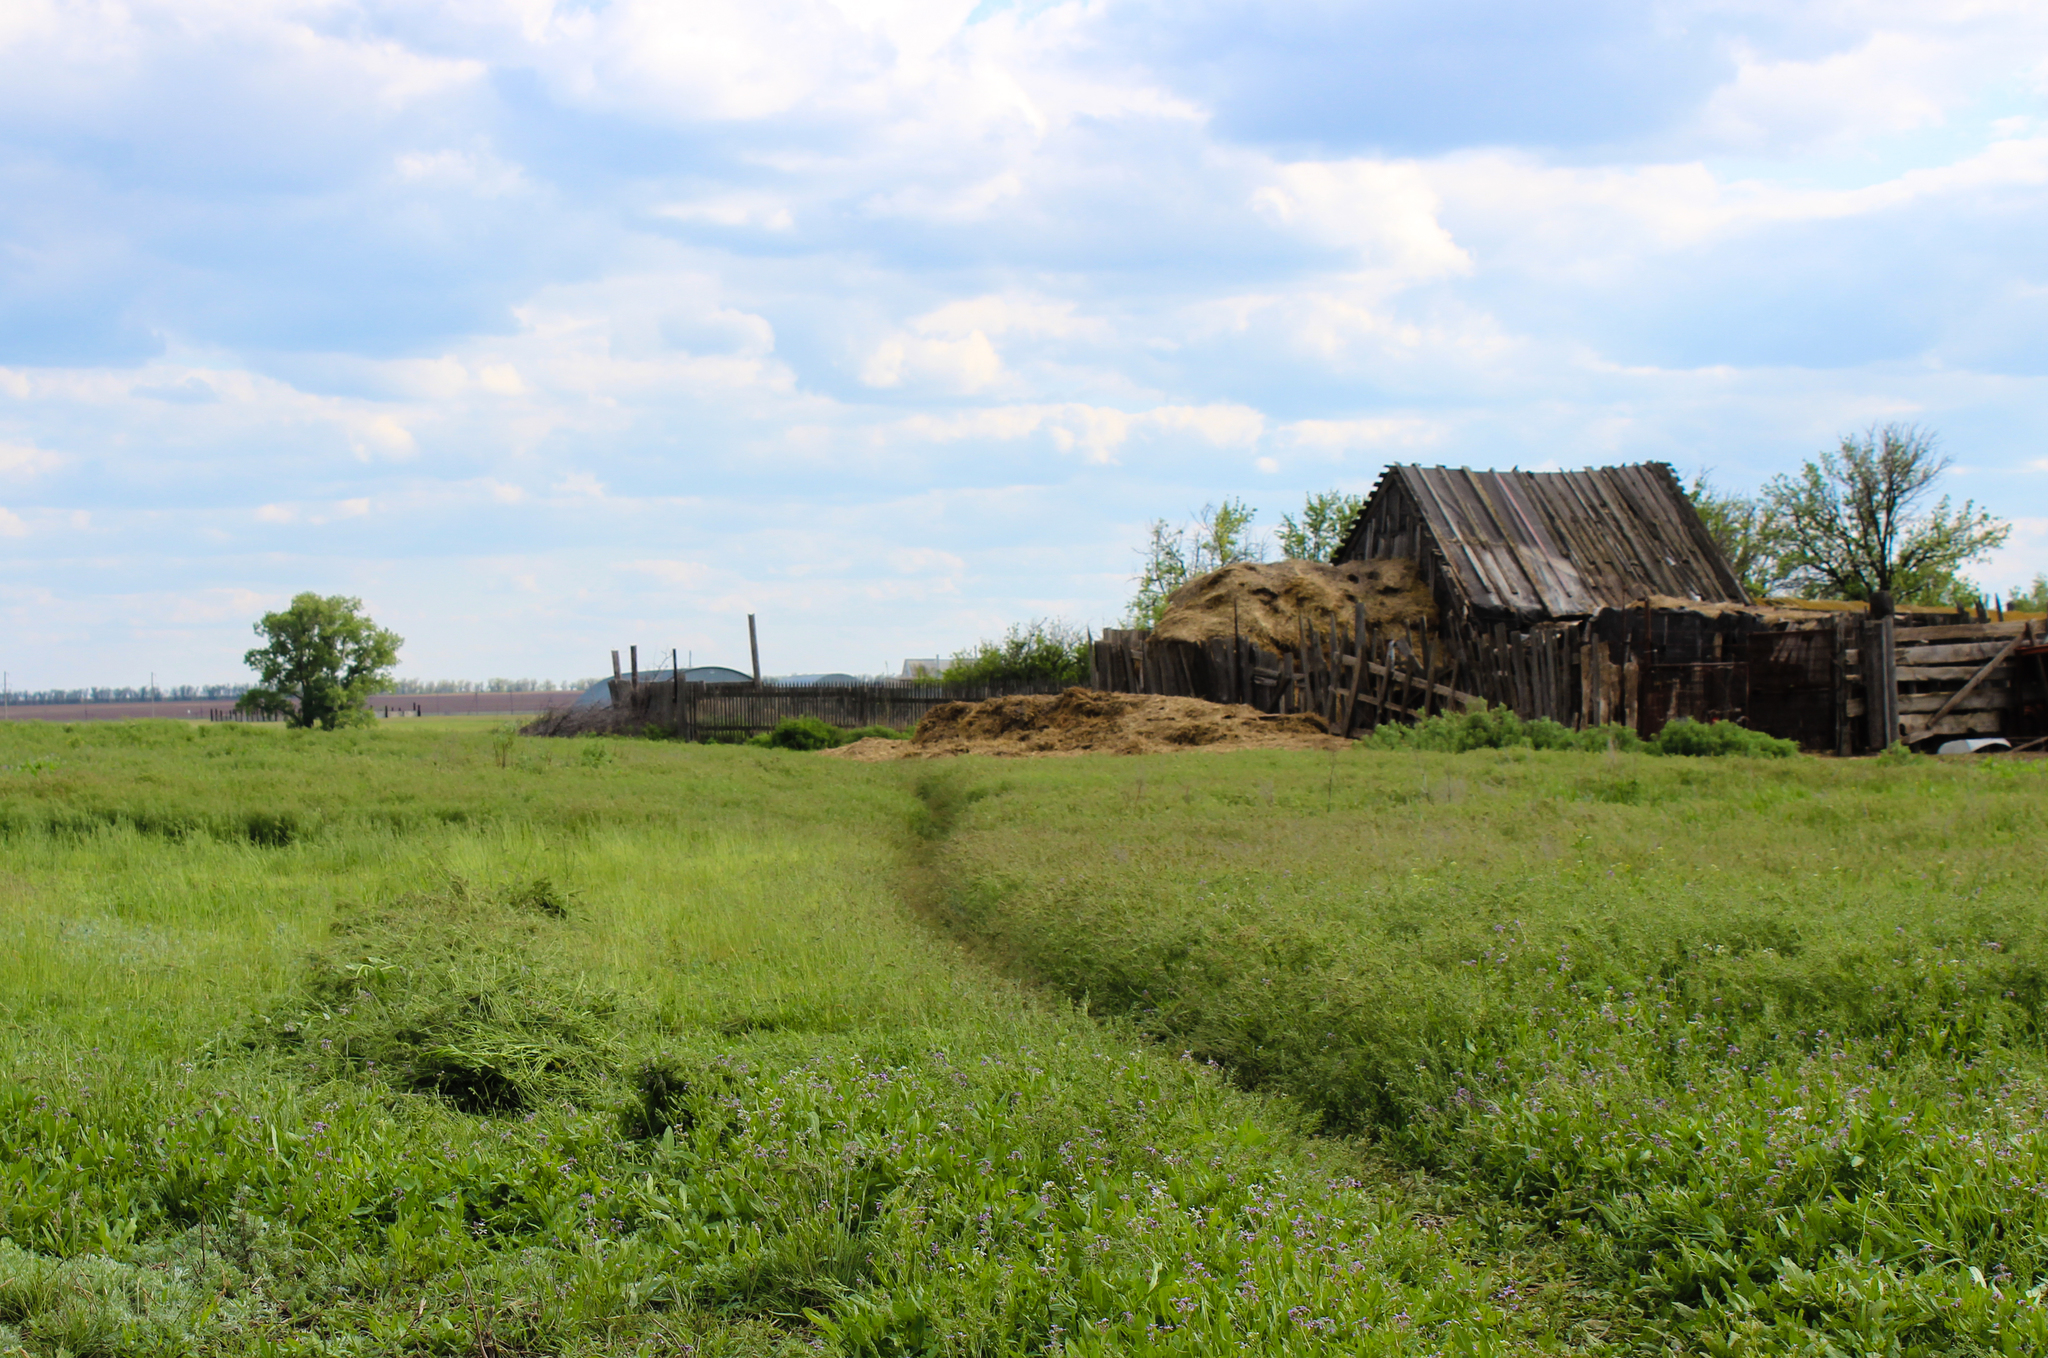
900, 658, 944, 679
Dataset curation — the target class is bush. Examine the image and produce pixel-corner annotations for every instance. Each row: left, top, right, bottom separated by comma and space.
1649, 716, 1797, 758
1363, 707, 1642, 754
942, 619, 1087, 686
1363, 708, 1793, 757
745, 718, 911, 751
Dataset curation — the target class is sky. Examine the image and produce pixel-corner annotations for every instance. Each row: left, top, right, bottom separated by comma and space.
2, 0, 2046, 687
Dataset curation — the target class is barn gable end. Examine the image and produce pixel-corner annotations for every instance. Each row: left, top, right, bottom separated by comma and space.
1336, 463, 1747, 626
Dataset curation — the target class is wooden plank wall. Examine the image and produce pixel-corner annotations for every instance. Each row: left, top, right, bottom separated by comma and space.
1884, 620, 2040, 744
1095, 612, 2047, 751
599, 680, 1070, 741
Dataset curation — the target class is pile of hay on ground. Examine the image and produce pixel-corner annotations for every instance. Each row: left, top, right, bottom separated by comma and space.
1150, 559, 1436, 653
822, 687, 1339, 761
522, 706, 617, 737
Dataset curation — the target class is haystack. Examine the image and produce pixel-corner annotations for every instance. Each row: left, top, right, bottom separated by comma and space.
821, 688, 1338, 760
1150, 559, 1436, 654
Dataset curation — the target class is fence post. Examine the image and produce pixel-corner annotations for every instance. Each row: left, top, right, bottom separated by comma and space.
1864, 615, 1897, 750
1843, 614, 1859, 757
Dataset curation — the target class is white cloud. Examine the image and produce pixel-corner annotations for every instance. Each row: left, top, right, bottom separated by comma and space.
861, 331, 1003, 391
0, 505, 24, 536
887, 546, 964, 575
894, 401, 1265, 464
1424, 137, 2048, 277
5, 0, 2048, 684
1977, 516, 2048, 594
394, 148, 526, 196
654, 196, 796, 231
349, 415, 419, 461
1252, 159, 1473, 289
626, 559, 711, 587
1700, 33, 1960, 152
1281, 417, 1446, 451
912, 294, 1106, 342
0, 441, 64, 478
477, 364, 526, 396
554, 472, 606, 498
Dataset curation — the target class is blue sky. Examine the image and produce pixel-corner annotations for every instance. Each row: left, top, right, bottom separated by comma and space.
2, 0, 2045, 686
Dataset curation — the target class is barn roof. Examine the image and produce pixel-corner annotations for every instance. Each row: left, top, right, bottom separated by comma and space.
1339, 463, 1747, 620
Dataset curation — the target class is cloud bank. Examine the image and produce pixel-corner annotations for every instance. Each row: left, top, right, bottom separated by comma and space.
2, 0, 2045, 683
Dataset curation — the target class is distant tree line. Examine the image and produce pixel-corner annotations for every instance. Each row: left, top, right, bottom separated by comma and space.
1, 676, 601, 707
380, 677, 601, 695
1, 683, 251, 706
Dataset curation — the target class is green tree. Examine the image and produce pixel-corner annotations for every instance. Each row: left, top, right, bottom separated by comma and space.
1127, 499, 1263, 626
2008, 574, 2048, 614
1684, 472, 1791, 600
237, 593, 404, 729
1275, 490, 1365, 562
943, 619, 1088, 686
1761, 424, 2009, 604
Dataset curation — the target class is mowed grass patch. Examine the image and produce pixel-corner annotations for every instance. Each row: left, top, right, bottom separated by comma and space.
0, 720, 1586, 1356
921, 746, 2048, 1355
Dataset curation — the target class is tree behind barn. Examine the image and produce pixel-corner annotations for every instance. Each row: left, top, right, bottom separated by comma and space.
1276, 490, 1365, 562
1761, 423, 2008, 605
1127, 499, 1262, 626
1685, 472, 1791, 600
238, 593, 403, 729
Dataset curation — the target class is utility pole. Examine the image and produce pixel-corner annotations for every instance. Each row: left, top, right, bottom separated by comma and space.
747, 615, 761, 686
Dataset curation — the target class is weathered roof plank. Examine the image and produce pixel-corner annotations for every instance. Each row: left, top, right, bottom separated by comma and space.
1338, 462, 1747, 621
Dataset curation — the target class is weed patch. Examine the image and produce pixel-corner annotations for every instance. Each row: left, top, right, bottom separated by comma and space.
924, 745, 2048, 1352
248, 879, 623, 1114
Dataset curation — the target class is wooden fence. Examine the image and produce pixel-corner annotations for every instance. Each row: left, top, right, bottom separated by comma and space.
1093, 609, 2048, 751
538, 680, 1073, 742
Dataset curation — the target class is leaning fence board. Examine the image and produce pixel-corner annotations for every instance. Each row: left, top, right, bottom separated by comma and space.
1894, 640, 2024, 665
1896, 687, 2012, 715
1895, 664, 2011, 683
1902, 636, 2024, 741
1913, 711, 2008, 738
1893, 622, 2037, 643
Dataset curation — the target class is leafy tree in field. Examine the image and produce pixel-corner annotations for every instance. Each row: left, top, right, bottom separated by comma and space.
1127, 499, 1262, 626
1275, 490, 1366, 562
1761, 423, 2008, 605
1685, 472, 1792, 600
943, 619, 1089, 686
237, 593, 403, 729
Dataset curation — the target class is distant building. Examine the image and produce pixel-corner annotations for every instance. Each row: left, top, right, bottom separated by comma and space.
572, 667, 754, 708
900, 658, 944, 679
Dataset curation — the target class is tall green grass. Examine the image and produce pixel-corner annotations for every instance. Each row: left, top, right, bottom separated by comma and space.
0, 721, 1581, 1356
924, 745, 2048, 1354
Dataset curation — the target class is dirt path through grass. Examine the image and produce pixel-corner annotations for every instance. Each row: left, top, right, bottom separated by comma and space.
1, 720, 1596, 1356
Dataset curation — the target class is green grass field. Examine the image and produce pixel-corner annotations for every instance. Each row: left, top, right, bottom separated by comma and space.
1, 720, 2043, 1355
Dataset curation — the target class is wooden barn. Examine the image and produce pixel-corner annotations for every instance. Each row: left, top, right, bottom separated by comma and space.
1092, 460, 2045, 752
1334, 463, 1746, 624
